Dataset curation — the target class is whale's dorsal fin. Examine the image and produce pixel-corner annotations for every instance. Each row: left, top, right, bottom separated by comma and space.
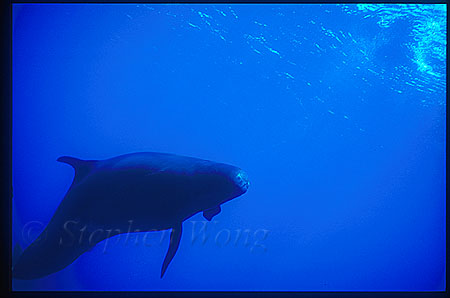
57, 156, 97, 184
161, 223, 182, 278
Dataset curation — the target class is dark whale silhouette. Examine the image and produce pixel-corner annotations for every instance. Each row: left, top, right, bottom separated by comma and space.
12, 152, 249, 280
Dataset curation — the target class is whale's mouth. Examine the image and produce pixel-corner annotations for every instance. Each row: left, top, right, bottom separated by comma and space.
235, 170, 250, 193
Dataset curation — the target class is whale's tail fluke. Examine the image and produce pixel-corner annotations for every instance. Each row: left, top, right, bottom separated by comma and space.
57, 156, 98, 184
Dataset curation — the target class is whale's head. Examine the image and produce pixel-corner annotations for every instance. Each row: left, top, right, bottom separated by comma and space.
197, 163, 249, 209
233, 169, 250, 195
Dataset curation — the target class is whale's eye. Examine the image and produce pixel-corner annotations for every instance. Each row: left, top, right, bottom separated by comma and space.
235, 170, 250, 192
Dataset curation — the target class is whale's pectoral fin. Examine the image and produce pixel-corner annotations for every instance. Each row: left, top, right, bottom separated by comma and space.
160, 223, 182, 278
57, 156, 98, 184
203, 205, 221, 221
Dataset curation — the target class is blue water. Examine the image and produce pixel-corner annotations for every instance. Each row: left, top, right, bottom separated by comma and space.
12, 4, 446, 291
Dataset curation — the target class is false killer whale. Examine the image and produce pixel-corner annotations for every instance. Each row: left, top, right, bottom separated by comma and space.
12, 152, 249, 280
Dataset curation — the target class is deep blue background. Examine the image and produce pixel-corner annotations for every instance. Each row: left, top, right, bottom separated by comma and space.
12, 4, 446, 291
